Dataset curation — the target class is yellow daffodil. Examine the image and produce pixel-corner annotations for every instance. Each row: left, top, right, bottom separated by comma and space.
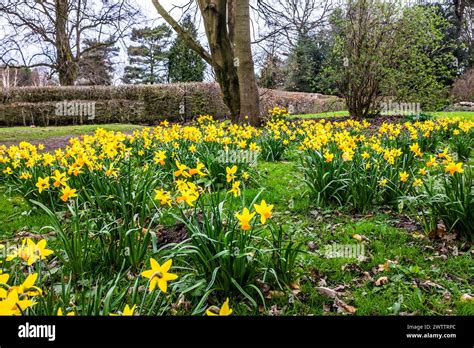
226, 165, 237, 183
19, 172, 32, 180
35, 176, 50, 193
206, 298, 233, 316
409, 143, 423, 157
323, 151, 334, 163
60, 186, 77, 202
342, 151, 353, 162
153, 150, 166, 166
154, 189, 172, 206
413, 178, 423, 187
235, 208, 256, 231
105, 163, 119, 178
174, 160, 191, 178
176, 183, 199, 207
254, 200, 274, 224
141, 258, 178, 293
14, 273, 42, 297
52, 170, 68, 187
445, 162, 464, 175
57, 308, 76, 316
399, 171, 409, 183
0, 272, 9, 299
228, 181, 241, 197
7, 239, 54, 266
0, 289, 36, 316
110, 304, 136, 316
426, 156, 438, 167
188, 162, 207, 177
188, 144, 197, 153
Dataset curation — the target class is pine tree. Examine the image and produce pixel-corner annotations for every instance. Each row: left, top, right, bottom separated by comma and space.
123, 25, 172, 84
77, 39, 119, 86
258, 47, 285, 89
284, 34, 329, 93
168, 15, 206, 83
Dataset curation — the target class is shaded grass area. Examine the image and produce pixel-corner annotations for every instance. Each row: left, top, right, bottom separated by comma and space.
0, 186, 51, 238
0, 141, 472, 316
0, 124, 143, 143
253, 161, 474, 315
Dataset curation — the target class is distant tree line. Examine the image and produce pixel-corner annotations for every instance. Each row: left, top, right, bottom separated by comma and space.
1, 0, 473, 119
257, 0, 474, 115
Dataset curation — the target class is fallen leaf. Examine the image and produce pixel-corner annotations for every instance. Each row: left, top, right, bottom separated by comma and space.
428, 223, 446, 239
420, 280, 445, 291
268, 305, 281, 316
316, 287, 338, 298
375, 276, 389, 286
460, 294, 473, 302
335, 298, 357, 314
307, 241, 317, 251
352, 234, 363, 242
266, 290, 286, 299
377, 260, 397, 273
411, 232, 426, 240
291, 289, 301, 296
290, 281, 300, 290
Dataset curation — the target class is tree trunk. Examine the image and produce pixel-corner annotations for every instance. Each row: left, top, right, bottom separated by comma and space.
234, 0, 261, 125
197, 0, 241, 121
55, 0, 77, 85
152, 0, 261, 124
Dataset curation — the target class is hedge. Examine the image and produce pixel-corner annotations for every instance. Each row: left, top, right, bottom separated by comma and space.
0, 83, 345, 126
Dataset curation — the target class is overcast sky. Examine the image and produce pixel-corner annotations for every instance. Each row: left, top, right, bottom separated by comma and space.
0, 0, 267, 83
114, 0, 210, 83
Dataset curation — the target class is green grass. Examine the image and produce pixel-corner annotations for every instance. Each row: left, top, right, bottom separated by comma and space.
0, 186, 51, 239
0, 124, 143, 143
242, 159, 474, 315
425, 111, 474, 119
292, 111, 350, 119
294, 110, 474, 120
0, 132, 472, 316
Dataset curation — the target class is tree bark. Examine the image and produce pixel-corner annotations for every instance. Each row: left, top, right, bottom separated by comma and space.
151, 0, 261, 124
197, 0, 241, 121
234, 0, 260, 124
55, 0, 77, 85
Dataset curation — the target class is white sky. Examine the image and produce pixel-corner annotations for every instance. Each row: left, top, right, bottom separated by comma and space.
115, 1, 213, 83
0, 0, 269, 83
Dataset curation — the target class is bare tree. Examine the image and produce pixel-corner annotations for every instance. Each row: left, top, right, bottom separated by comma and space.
151, 0, 261, 124
0, 0, 140, 85
254, 0, 334, 49
336, 0, 400, 118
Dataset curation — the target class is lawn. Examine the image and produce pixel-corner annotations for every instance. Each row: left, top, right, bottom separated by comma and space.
0, 124, 142, 143
0, 114, 472, 316
292, 111, 474, 120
